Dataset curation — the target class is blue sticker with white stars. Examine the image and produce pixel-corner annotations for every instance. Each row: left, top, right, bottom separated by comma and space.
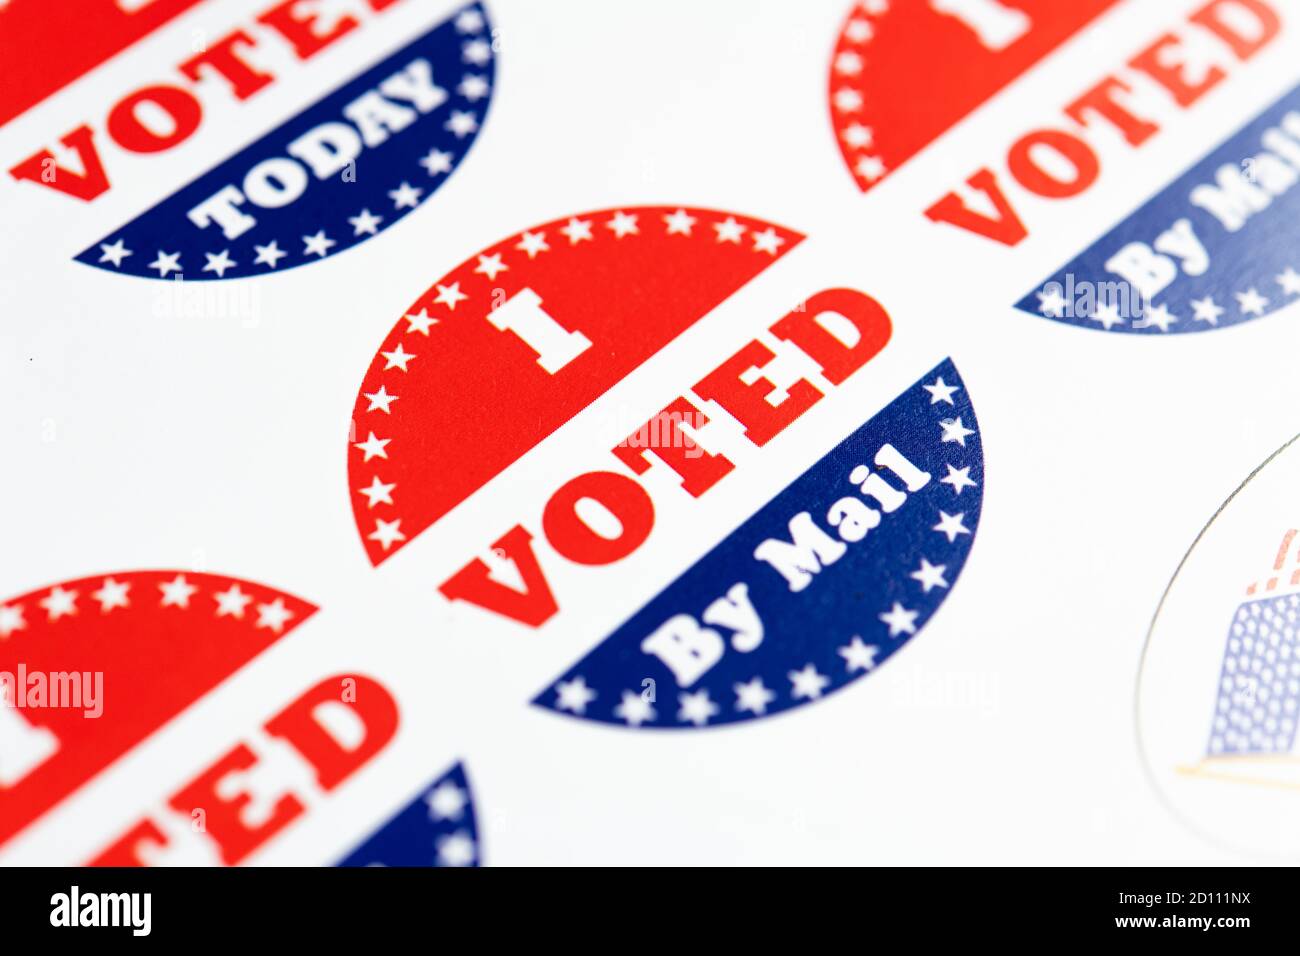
1017, 82, 1300, 334
336, 763, 480, 867
535, 359, 983, 729
80, 3, 494, 281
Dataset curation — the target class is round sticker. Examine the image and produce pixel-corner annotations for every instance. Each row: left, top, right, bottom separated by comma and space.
1139, 434, 1300, 855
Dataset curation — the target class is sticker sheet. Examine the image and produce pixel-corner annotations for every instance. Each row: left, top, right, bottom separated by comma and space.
4, 0, 1300, 866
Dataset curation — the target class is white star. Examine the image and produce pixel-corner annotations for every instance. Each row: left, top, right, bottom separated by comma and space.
515, 230, 549, 258
606, 211, 639, 237
752, 227, 785, 255
159, 574, 198, 608
302, 231, 336, 257
354, 431, 391, 461
559, 217, 593, 244
148, 250, 182, 277
39, 586, 78, 621
844, 18, 873, 43
426, 781, 468, 820
368, 518, 406, 550
733, 677, 776, 715
841, 123, 873, 148
713, 216, 746, 243
455, 9, 485, 33
419, 148, 453, 175
933, 511, 971, 543
202, 249, 236, 277
348, 209, 383, 236
98, 239, 132, 267
91, 577, 131, 612
940, 417, 975, 446
941, 464, 977, 494
879, 601, 918, 637
855, 156, 886, 181
445, 110, 478, 138
462, 39, 491, 65
1138, 302, 1176, 331
1237, 287, 1269, 316
555, 676, 597, 714
863, 0, 889, 13
358, 476, 396, 508
1190, 296, 1224, 324
0, 604, 25, 638
404, 309, 437, 335
1278, 268, 1300, 296
838, 636, 879, 673
474, 253, 507, 280
389, 181, 423, 210
256, 598, 294, 632
923, 376, 959, 404
1091, 301, 1124, 330
458, 74, 490, 101
911, 557, 949, 593
663, 209, 697, 235
835, 50, 864, 75
254, 240, 287, 268
678, 689, 719, 726
789, 663, 830, 700
363, 384, 398, 413
1036, 286, 1067, 317
434, 281, 468, 310
436, 831, 476, 867
834, 87, 863, 111
614, 690, 656, 726
380, 343, 416, 371
214, 584, 252, 619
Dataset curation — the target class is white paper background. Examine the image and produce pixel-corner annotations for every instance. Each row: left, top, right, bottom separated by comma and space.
3, 0, 1300, 864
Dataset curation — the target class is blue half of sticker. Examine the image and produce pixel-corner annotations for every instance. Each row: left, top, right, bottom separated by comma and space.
535, 359, 983, 729
1017, 81, 1300, 334
336, 762, 480, 867
79, 3, 495, 282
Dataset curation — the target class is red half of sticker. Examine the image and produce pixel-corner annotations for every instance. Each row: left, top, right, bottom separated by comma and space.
0, 571, 315, 847
349, 206, 803, 566
830, 0, 1121, 192
0, 0, 206, 127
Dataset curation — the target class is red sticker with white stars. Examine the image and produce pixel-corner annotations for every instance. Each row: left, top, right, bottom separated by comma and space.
350, 205, 802, 565
0, 571, 314, 848
829, 0, 1120, 193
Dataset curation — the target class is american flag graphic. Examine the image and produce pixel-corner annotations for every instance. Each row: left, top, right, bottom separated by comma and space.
1206, 532, 1300, 757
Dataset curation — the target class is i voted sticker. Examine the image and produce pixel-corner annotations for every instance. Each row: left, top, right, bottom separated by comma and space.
1020, 81, 1300, 334
0, 570, 316, 849
0, 569, 422, 867
911, 0, 1290, 335
346, 203, 986, 730
1139, 435, 1300, 856
8, 2, 495, 280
